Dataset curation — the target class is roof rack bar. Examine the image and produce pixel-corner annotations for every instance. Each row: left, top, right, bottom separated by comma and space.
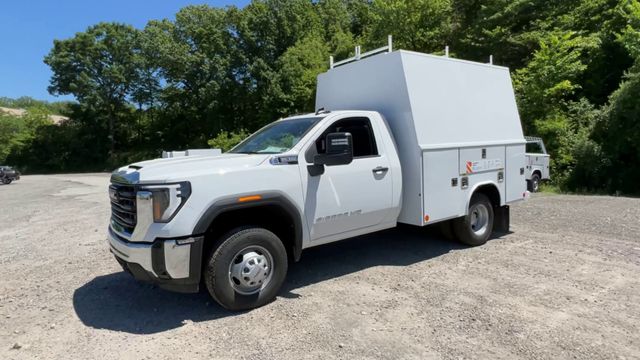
330, 35, 393, 69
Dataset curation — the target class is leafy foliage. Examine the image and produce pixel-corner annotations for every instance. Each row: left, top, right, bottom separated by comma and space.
0, 96, 71, 115
365, 0, 453, 52
4, 0, 640, 194
207, 129, 250, 152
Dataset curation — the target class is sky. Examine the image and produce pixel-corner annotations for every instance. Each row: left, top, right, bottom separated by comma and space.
0, 0, 249, 102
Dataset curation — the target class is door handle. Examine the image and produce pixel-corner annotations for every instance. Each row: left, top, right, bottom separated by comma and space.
372, 166, 389, 174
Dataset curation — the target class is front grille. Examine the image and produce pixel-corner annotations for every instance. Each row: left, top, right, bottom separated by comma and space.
109, 183, 137, 234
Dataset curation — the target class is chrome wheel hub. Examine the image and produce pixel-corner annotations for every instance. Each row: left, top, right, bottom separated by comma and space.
229, 246, 273, 295
470, 203, 489, 236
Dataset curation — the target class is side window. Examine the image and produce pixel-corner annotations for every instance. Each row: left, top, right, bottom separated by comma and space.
315, 117, 379, 158
526, 142, 543, 153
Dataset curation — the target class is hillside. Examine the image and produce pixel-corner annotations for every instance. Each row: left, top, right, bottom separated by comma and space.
0, 106, 68, 125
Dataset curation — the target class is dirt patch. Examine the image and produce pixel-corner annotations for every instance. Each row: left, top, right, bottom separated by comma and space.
1, 175, 639, 359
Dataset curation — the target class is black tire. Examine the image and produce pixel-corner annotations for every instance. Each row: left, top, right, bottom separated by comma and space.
204, 227, 288, 311
453, 193, 494, 246
530, 173, 541, 193
2, 178, 11, 185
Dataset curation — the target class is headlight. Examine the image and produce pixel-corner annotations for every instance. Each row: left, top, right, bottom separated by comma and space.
142, 182, 191, 223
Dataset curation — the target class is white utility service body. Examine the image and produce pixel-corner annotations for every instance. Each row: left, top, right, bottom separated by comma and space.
107, 46, 528, 310
524, 136, 550, 192
317, 50, 527, 227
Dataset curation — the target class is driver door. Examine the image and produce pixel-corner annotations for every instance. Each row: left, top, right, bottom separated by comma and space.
298, 116, 393, 242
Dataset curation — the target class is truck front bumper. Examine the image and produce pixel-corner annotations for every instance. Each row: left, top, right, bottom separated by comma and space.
108, 227, 204, 293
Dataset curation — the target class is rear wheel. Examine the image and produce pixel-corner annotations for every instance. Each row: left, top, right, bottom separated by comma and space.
453, 193, 494, 246
530, 173, 541, 193
2, 178, 11, 185
204, 227, 288, 311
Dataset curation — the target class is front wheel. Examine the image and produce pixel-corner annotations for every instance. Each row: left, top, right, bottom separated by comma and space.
204, 227, 288, 311
2, 178, 11, 185
453, 193, 494, 246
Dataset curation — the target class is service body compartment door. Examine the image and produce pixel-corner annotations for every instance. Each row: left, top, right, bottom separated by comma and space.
506, 144, 527, 202
459, 146, 506, 205
422, 149, 464, 223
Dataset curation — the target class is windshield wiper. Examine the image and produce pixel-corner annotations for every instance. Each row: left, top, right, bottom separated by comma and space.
232, 151, 280, 154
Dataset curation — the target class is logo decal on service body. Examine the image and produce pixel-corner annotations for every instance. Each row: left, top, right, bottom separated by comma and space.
465, 159, 503, 174
315, 210, 362, 224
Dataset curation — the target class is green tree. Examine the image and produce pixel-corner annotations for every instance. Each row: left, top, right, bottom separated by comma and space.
0, 114, 26, 163
234, 0, 323, 126
20, 0, 638, 194
272, 34, 329, 115
44, 22, 142, 159
513, 32, 598, 186
141, 5, 238, 147
513, 32, 595, 133
590, 0, 640, 193
207, 129, 249, 152
365, 0, 453, 52
0, 107, 53, 164
454, 0, 583, 66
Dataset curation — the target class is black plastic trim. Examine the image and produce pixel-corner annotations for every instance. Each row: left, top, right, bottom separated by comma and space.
124, 261, 200, 293
113, 235, 204, 293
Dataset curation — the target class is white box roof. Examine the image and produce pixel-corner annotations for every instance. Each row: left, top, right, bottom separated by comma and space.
316, 50, 525, 150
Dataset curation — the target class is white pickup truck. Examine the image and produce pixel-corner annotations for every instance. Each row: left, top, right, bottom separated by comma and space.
108, 44, 528, 310
525, 136, 550, 192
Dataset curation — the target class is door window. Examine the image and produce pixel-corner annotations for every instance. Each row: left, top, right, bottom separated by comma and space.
314, 117, 378, 158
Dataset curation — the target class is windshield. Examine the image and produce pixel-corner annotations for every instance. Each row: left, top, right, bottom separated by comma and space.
229, 117, 320, 154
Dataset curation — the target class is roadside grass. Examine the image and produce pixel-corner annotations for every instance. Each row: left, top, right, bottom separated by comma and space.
539, 183, 562, 194
537, 183, 637, 198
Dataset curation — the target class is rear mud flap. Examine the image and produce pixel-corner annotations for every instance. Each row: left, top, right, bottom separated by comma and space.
494, 205, 510, 233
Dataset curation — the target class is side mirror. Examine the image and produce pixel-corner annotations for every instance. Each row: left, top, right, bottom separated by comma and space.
314, 132, 354, 166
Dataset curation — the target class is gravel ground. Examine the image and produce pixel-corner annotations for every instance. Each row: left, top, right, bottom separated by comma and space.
1, 174, 639, 359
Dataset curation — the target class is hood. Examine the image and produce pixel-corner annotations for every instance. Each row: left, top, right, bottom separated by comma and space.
112, 153, 270, 184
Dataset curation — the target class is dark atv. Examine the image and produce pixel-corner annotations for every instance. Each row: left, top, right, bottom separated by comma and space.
0, 166, 20, 184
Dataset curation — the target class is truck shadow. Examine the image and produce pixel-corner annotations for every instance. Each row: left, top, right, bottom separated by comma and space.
73, 225, 473, 334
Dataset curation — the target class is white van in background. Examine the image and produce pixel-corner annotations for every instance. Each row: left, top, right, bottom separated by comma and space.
525, 136, 551, 192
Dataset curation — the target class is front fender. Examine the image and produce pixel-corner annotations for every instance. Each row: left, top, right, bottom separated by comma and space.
192, 191, 305, 261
